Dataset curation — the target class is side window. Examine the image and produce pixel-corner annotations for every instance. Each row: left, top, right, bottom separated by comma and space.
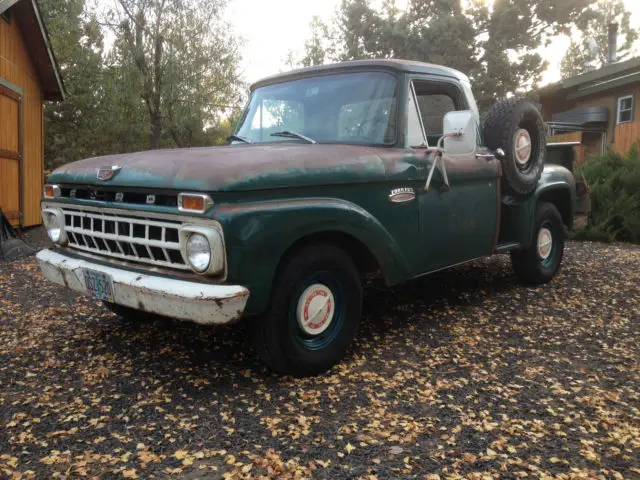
407, 83, 427, 147
412, 81, 461, 146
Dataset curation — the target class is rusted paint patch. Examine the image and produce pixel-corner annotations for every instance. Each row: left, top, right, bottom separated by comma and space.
48, 144, 414, 193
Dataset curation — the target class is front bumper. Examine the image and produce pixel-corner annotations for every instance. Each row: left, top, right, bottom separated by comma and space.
36, 249, 250, 325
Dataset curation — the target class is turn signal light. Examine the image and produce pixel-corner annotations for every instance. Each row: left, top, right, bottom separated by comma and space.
43, 184, 60, 199
178, 193, 213, 213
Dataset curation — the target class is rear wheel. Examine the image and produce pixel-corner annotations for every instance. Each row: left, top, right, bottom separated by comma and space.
511, 202, 565, 284
251, 244, 362, 376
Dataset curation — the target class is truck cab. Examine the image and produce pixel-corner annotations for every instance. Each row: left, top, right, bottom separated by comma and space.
37, 60, 576, 376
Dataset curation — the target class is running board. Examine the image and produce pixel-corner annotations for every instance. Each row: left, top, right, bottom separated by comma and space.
494, 242, 521, 253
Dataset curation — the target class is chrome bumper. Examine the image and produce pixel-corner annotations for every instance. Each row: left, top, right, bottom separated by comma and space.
36, 249, 249, 325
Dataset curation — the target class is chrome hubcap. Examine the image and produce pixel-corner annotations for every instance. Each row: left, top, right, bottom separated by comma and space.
537, 227, 553, 260
514, 129, 532, 166
296, 284, 335, 336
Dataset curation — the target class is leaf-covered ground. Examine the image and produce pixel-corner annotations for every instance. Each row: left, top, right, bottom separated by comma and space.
1, 241, 639, 479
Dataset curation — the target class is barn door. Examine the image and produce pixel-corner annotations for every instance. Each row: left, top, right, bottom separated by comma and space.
0, 83, 23, 226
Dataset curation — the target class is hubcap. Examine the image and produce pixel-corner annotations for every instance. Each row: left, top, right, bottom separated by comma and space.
514, 129, 532, 166
296, 284, 335, 336
537, 227, 553, 260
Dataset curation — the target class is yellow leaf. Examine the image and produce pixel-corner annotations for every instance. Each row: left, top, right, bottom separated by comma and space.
122, 469, 138, 479
182, 458, 193, 467
174, 450, 188, 460
225, 455, 236, 465
345, 443, 356, 454
550, 457, 561, 464
242, 464, 252, 473
486, 448, 497, 457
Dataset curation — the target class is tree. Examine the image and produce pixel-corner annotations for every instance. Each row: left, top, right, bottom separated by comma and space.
104, 0, 243, 149
301, 16, 329, 67
39, 0, 108, 169
303, 0, 596, 111
560, 0, 638, 79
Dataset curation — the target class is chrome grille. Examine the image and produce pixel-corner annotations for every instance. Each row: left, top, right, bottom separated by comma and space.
62, 207, 188, 270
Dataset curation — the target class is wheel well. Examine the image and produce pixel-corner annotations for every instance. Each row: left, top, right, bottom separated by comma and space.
539, 189, 573, 229
275, 231, 382, 280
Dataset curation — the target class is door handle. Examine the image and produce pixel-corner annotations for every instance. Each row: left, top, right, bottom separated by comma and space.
476, 153, 495, 161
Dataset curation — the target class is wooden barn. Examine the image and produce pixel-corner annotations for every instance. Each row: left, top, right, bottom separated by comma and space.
0, 0, 64, 227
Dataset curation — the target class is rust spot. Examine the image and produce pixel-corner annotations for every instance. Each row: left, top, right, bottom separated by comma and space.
135, 275, 143, 281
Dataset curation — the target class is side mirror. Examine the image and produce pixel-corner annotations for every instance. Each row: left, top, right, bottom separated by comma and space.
442, 110, 477, 155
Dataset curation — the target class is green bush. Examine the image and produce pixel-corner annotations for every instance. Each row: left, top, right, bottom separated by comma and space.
572, 145, 640, 243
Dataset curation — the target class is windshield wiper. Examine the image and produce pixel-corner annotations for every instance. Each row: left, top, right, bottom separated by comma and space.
270, 130, 317, 144
227, 134, 252, 144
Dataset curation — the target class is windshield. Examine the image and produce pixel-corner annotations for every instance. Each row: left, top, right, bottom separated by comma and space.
234, 72, 398, 145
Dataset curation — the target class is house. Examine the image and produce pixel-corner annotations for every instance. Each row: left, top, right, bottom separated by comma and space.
537, 24, 640, 161
0, 0, 64, 227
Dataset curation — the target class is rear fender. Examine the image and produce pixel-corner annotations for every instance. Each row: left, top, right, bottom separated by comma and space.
499, 165, 576, 248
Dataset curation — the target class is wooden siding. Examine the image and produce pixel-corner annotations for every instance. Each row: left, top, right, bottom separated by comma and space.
547, 132, 582, 144
0, 15, 44, 227
540, 83, 640, 151
614, 122, 640, 155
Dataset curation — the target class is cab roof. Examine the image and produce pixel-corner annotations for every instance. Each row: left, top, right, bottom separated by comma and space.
250, 59, 471, 91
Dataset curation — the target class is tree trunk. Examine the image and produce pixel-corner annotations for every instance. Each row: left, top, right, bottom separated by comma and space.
149, 111, 162, 149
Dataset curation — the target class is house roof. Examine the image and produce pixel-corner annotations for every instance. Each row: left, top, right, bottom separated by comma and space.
538, 56, 640, 102
0, 0, 65, 100
250, 59, 471, 91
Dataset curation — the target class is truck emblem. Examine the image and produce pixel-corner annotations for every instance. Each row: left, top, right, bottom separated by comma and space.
97, 165, 122, 181
146, 194, 156, 205
115, 192, 124, 202
388, 187, 415, 203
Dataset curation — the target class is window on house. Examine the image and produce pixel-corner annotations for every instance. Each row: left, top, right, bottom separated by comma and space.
617, 95, 634, 124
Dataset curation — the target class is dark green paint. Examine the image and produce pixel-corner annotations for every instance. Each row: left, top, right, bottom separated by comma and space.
46, 61, 577, 317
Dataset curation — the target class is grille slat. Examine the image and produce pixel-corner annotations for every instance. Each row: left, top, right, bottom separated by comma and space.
62, 208, 187, 270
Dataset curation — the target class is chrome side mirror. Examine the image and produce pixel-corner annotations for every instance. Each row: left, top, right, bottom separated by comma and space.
442, 110, 477, 155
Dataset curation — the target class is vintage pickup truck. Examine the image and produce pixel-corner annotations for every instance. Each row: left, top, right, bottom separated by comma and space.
37, 60, 575, 376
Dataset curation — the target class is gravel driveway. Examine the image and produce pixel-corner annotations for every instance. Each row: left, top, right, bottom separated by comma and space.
1, 241, 638, 479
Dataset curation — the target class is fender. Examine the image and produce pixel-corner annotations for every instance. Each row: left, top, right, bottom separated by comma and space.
214, 197, 412, 314
498, 165, 576, 248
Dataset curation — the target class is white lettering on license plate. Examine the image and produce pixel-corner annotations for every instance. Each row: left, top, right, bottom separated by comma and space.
83, 269, 115, 303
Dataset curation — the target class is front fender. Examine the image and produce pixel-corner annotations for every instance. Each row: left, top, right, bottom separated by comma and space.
214, 198, 411, 315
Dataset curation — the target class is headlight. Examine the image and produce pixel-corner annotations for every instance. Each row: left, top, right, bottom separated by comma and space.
186, 233, 211, 273
179, 225, 225, 276
41, 208, 67, 245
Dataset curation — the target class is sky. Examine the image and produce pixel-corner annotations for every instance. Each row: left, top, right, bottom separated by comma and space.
225, 0, 640, 87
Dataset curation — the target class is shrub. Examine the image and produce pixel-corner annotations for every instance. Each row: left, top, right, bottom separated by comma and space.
572, 145, 640, 243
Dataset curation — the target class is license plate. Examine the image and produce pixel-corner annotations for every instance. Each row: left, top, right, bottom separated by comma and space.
82, 268, 115, 302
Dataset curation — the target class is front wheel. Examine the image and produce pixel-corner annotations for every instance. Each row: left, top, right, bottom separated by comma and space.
251, 244, 362, 376
511, 202, 565, 284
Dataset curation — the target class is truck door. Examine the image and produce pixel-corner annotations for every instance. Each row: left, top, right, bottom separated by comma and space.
407, 77, 499, 273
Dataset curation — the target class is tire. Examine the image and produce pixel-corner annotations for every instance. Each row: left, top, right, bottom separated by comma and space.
483, 98, 546, 196
251, 244, 362, 376
511, 202, 564, 284
102, 302, 159, 322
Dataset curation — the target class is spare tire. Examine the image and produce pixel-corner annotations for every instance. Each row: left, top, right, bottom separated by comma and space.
483, 98, 546, 195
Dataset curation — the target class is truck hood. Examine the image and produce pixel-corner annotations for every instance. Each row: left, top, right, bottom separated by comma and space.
48, 144, 407, 192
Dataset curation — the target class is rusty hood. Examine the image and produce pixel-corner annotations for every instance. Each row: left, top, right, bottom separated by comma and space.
47, 144, 406, 192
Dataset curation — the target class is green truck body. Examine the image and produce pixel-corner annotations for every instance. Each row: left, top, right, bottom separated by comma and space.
37, 60, 576, 375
